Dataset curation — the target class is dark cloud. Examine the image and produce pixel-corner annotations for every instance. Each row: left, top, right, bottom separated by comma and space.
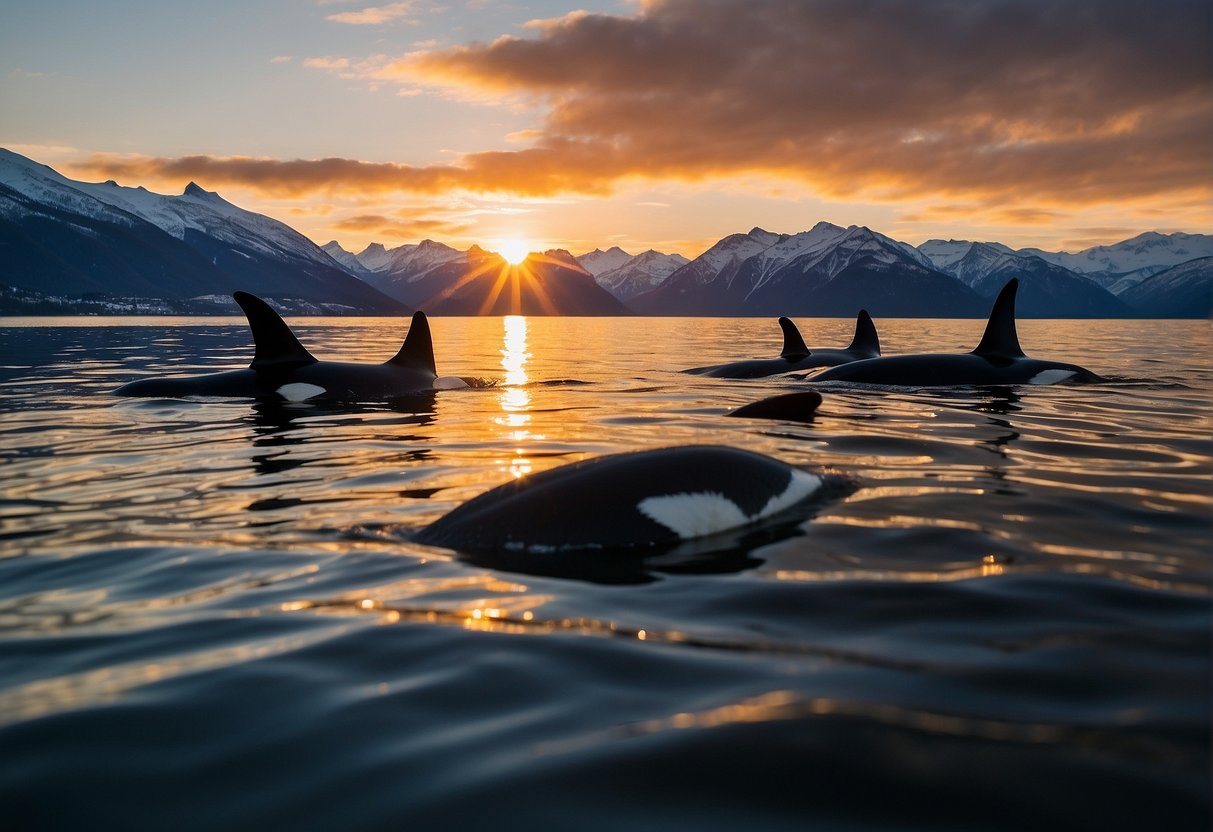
75, 154, 466, 197
392, 0, 1212, 204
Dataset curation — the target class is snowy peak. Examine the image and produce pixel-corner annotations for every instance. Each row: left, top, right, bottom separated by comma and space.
0, 147, 334, 267
1020, 231, 1213, 278
322, 240, 368, 275
577, 245, 634, 275
695, 227, 788, 276
348, 239, 464, 275
594, 249, 690, 300
920, 240, 1022, 287
0, 147, 402, 313
541, 248, 586, 267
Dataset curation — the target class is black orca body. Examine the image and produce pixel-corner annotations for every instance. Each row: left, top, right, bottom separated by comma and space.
114, 292, 458, 402
415, 445, 828, 554
811, 280, 1101, 387
684, 311, 880, 379
728, 391, 823, 423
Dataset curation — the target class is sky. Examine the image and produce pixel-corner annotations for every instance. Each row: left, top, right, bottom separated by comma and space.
2, 0, 1209, 259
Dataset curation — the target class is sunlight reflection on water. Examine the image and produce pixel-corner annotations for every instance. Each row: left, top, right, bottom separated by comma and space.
498, 315, 533, 478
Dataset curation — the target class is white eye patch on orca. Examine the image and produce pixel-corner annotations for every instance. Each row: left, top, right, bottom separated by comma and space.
1029, 369, 1076, 385
276, 382, 326, 402
637, 469, 822, 539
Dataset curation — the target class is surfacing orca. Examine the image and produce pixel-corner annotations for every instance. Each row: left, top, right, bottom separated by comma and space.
728, 391, 823, 423
684, 311, 880, 378
115, 292, 464, 401
810, 279, 1101, 387
415, 445, 835, 554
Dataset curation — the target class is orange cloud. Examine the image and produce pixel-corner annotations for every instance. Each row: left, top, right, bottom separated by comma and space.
72, 0, 1211, 214
327, 1, 425, 26
331, 213, 470, 238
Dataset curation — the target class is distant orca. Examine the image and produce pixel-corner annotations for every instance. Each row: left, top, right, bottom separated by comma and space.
114, 292, 464, 401
415, 445, 829, 554
728, 391, 823, 423
810, 279, 1101, 387
684, 311, 880, 378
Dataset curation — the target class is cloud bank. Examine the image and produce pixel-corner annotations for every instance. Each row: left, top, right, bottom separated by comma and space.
74, 0, 1210, 211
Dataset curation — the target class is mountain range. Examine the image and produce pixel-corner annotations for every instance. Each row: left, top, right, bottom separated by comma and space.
0, 148, 401, 315
1, 148, 1209, 317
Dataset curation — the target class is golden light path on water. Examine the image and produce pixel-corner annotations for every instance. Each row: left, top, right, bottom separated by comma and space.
496, 315, 535, 478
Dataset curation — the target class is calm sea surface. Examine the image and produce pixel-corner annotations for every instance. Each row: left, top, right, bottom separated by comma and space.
0, 315, 1209, 830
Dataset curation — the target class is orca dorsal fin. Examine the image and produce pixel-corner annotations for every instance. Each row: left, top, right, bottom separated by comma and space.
847, 310, 880, 355
971, 278, 1026, 358
233, 291, 317, 370
778, 317, 810, 359
387, 311, 437, 374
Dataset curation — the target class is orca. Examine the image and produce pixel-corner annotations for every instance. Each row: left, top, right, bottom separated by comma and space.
684, 311, 880, 378
728, 391, 823, 423
114, 292, 464, 401
810, 279, 1101, 387
415, 445, 832, 554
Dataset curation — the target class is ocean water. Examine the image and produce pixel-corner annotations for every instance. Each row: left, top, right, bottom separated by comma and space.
0, 314, 1209, 830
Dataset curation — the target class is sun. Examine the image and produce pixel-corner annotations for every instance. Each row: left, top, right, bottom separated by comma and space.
497, 239, 532, 265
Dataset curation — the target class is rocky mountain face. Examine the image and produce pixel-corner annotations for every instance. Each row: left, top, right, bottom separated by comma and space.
1118, 257, 1212, 317
586, 249, 690, 301
324, 239, 466, 307
1019, 232, 1213, 289
0, 148, 403, 314
632, 223, 988, 316
577, 246, 636, 276
919, 241, 1128, 317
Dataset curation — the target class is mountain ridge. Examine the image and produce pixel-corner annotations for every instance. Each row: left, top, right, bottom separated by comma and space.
3, 147, 1207, 317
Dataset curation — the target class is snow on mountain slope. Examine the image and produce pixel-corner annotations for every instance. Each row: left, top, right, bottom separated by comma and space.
595, 249, 690, 300
322, 240, 369, 274
384, 240, 465, 281
577, 246, 634, 276
0, 148, 335, 267
742, 224, 935, 299
919, 239, 1017, 274
1021, 232, 1213, 280
355, 243, 394, 272
695, 227, 786, 277
1120, 256, 1213, 317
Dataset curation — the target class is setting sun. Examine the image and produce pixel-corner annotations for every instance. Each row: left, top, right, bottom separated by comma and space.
497, 239, 532, 265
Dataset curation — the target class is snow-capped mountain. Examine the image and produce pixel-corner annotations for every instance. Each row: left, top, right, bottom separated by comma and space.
632, 223, 984, 316
1119, 257, 1212, 317
577, 246, 636, 276
322, 240, 371, 276
593, 250, 690, 301
918, 240, 1018, 279
919, 240, 1127, 317
0, 147, 402, 313
322, 239, 466, 306
1020, 232, 1213, 288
